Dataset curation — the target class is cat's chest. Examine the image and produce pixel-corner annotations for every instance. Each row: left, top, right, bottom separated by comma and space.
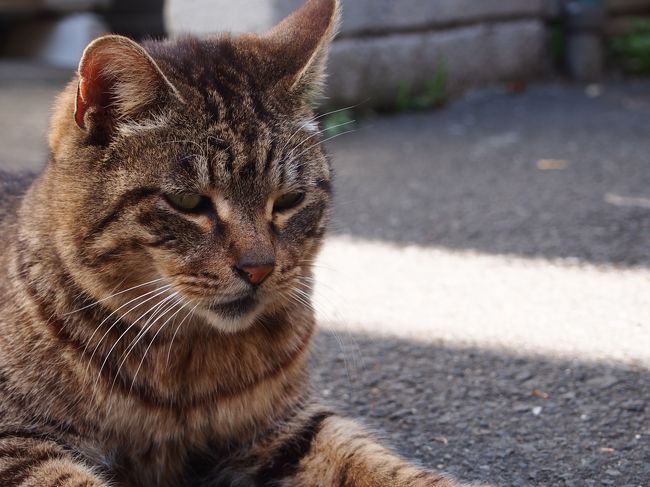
101, 439, 198, 487
104, 440, 259, 487
92, 397, 267, 486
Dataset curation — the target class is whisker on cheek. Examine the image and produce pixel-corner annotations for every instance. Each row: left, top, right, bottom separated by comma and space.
65, 276, 169, 315
129, 297, 188, 393
94, 288, 177, 390
114, 292, 181, 385
175, 280, 223, 292
85, 284, 174, 379
166, 303, 201, 367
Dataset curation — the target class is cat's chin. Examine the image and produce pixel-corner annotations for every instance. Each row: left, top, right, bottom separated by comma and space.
194, 305, 262, 334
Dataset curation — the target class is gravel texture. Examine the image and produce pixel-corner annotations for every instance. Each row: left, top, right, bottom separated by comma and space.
328, 82, 650, 267
1, 70, 649, 486
312, 332, 649, 487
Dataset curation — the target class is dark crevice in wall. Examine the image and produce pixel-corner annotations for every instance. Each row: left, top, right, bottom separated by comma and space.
335, 14, 543, 41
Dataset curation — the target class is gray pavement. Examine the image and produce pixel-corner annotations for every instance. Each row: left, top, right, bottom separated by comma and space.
1, 72, 649, 486
330, 82, 650, 267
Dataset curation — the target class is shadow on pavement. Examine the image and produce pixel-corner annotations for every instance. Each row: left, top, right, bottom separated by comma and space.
328, 83, 650, 268
311, 329, 649, 487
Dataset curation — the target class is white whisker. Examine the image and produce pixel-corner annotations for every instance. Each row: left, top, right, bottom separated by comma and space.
65, 277, 168, 315
166, 303, 200, 367
129, 299, 188, 393
94, 289, 175, 389
114, 293, 181, 384
85, 285, 172, 375
287, 119, 355, 159
282, 103, 362, 151
291, 129, 356, 164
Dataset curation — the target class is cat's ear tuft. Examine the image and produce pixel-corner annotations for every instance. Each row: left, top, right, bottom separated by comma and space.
265, 0, 340, 96
74, 35, 181, 135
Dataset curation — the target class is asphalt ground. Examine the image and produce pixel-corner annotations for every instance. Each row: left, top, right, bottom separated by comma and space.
1, 70, 649, 486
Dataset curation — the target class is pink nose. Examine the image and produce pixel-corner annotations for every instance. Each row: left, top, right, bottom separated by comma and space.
238, 264, 274, 286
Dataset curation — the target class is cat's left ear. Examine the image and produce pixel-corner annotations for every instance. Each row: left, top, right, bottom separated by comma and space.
265, 0, 340, 95
74, 35, 181, 133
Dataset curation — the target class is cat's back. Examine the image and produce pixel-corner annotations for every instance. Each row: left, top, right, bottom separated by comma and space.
0, 170, 35, 224
0, 171, 36, 254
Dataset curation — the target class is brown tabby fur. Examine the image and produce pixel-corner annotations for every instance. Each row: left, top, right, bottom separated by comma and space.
0, 1, 482, 486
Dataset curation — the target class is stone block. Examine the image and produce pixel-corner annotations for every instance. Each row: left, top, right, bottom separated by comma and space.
337, 0, 545, 36
325, 20, 546, 108
165, 0, 280, 36
492, 21, 548, 80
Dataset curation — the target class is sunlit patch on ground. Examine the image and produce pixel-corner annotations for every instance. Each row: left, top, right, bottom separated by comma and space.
315, 236, 650, 366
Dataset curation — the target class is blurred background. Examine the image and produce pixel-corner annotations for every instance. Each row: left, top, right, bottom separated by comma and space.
1, 0, 649, 485
2, 0, 650, 103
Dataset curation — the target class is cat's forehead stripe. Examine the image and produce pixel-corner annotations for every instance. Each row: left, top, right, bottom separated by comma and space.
195, 154, 211, 188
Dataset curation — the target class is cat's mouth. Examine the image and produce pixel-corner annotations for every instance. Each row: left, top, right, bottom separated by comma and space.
208, 293, 258, 318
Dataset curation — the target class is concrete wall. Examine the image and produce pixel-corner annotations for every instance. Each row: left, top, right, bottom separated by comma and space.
328, 20, 545, 108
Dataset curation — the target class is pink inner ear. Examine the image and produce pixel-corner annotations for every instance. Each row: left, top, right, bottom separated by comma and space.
75, 78, 90, 129
75, 55, 111, 130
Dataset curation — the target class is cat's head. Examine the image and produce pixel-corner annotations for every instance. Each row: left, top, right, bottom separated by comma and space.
45, 0, 340, 332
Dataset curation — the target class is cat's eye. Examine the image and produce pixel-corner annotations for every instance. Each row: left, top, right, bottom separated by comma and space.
164, 193, 209, 213
273, 192, 305, 213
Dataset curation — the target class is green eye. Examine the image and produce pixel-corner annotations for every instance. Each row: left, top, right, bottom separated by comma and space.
164, 193, 206, 212
273, 192, 305, 213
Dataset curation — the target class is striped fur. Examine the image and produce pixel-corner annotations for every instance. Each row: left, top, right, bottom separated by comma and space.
0, 1, 483, 486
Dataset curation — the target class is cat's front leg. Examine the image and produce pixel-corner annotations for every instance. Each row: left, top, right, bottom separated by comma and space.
257, 412, 482, 487
0, 435, 109, 487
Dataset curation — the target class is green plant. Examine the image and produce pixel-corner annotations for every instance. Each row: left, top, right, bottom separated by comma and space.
322, 109, 356, 138
395, 63, 449, 112
610, 19, 650, 75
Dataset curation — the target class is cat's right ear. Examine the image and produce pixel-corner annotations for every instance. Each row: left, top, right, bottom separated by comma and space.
74, 35, 181, 138
264, 0, 340, 97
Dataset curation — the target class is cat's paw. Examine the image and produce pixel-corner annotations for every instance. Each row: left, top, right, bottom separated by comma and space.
414, 472, 495, 487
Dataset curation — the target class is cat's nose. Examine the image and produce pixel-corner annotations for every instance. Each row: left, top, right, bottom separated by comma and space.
235, 261, 275, 286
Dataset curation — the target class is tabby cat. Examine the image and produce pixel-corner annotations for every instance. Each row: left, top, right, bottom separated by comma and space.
0, 1, 481, 486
